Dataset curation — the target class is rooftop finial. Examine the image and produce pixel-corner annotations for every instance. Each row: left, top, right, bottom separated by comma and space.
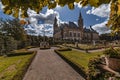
79, 10, 82, 18
55, 16, 57, 20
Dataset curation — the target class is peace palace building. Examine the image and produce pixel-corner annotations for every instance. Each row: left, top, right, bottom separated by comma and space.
53, 12, 99, 42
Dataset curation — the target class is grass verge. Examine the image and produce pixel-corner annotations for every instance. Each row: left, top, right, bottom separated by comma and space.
0, 49, 36, 80
55, 49, 103, 78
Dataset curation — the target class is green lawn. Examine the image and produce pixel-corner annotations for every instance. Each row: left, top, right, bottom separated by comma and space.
57, 50, 103, 71
0, 49, 35, 80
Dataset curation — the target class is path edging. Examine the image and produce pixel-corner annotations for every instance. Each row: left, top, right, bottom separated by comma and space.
54, 49, 87, 79
13, 51, 37, 80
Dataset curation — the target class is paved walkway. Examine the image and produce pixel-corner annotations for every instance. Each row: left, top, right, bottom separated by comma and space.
23, 47, 85, 80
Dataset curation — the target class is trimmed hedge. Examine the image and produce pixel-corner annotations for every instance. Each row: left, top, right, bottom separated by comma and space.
25, 46, 36, 49
54, 49, 87, 79
57, 48, 72, 51
7, 51, 34, 57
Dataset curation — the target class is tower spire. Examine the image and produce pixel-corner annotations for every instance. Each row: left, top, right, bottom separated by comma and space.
54, 16, 57, 25
78, 11, 83, 30
55, 16, 57, 21
79, 10, 82, 19
79, 11, 82, 18
53, 16, 58, 35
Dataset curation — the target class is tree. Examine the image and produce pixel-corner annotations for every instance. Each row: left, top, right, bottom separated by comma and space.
1, 0, 120, 34
0, 31, 17, 55
1, 19, 28, 49
3, 36, 17, 54
0, 33, 4, 55
100, 33, 120, 41
1, 19, 27, 41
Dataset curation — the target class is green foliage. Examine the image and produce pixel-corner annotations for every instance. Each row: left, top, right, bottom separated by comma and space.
103, 47, 120, 58
1, 0, 120, 34
8, 51, 34, 57
0, 34, 4, 55
107, 1, 120, 34
0, 19, 28, 55
57, 48, 72, 51
0, 35, 17, 55
25, 46, 36, 49
88, 57, 104, 80
1, 19, 27, 41
88, 53, 120, 80
4, 36, 17, 53
88, 0, 99, 7
0, 0, 111, 17
116, 48, 120, 54
88, 47, 120, 79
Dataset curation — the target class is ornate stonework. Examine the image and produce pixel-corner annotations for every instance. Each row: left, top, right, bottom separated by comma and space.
53, 12, 99, 42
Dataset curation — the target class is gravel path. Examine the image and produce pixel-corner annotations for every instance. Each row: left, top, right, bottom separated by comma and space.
23, 47, 85, 80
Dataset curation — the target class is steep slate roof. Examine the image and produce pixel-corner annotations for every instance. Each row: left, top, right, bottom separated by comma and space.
83, 28, 91, 33
60, 21, 78, 29
83, 27, 98, 33
68, 22, 78, 28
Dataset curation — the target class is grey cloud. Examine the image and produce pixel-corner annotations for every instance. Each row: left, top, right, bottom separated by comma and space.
25, 9, 59, 36
92, 20, 111, 34
27, 9, 59, 24
86, 4, 110, 18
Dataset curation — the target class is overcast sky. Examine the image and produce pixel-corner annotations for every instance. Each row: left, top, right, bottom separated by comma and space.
0, 2, 111, 36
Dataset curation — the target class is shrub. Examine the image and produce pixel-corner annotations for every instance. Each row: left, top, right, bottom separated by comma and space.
0, 36, 18, 56
88, 57, 115, 80
7, 49, 34, 57
88, 57, 102, 78
116, 48, 120, 54
103, 47, 120, 58
57, 48, 72, 51
25, 46, 36, 49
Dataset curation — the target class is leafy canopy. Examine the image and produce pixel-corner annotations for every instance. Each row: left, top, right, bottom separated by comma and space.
1, 0, 120, 34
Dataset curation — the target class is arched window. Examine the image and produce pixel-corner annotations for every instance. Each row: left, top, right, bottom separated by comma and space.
69, 32, 72, 37
74, 33, 76, 37
78, 33, 80, 37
